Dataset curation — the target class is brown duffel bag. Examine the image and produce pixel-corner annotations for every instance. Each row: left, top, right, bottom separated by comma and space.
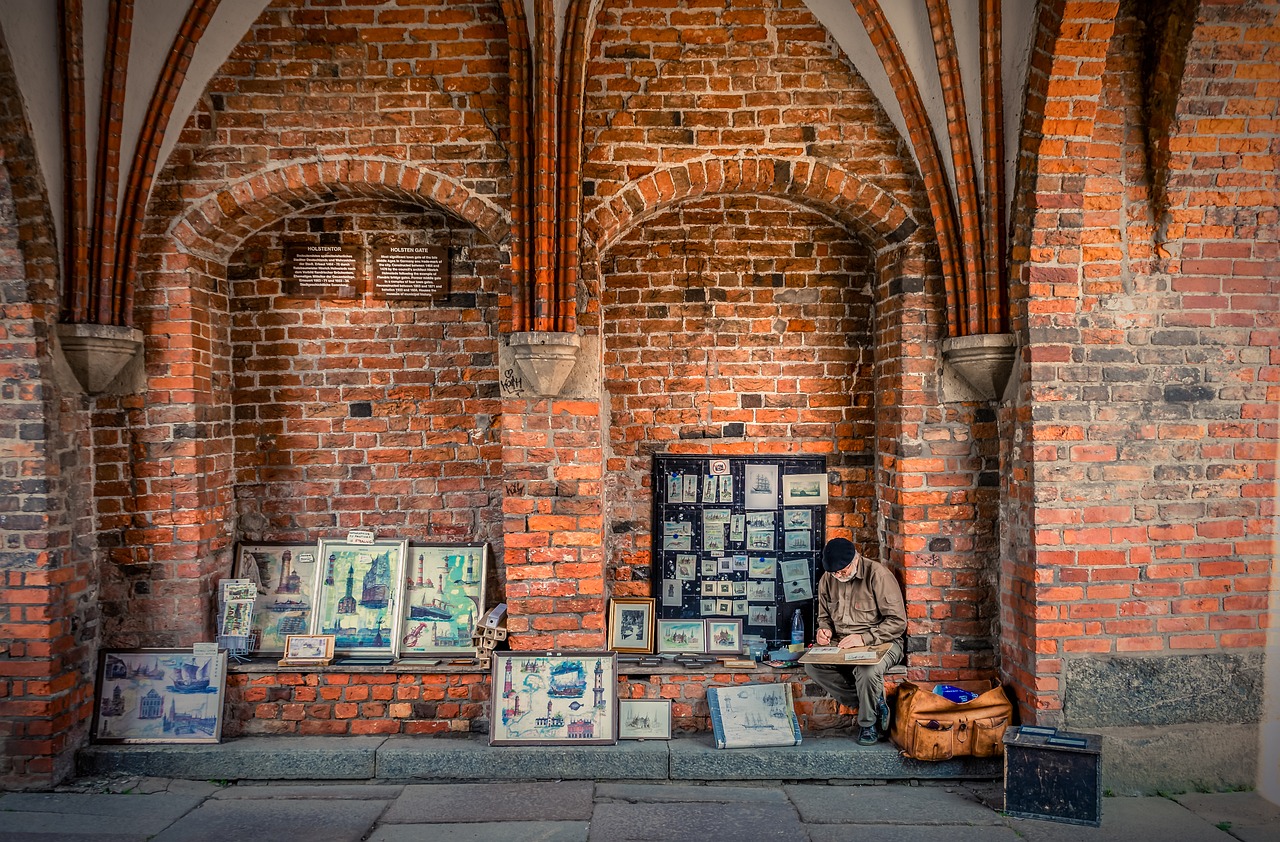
889, 680, 1013, 761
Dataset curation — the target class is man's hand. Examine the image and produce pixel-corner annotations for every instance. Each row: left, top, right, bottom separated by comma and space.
815, 628, 832, 646
837, 632, 866, 649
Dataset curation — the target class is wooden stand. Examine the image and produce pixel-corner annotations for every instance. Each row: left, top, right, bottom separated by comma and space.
471, 618, 508, 670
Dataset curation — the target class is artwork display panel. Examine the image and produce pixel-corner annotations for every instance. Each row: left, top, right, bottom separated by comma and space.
399, 543, 488, 658
91, 649, 227, 744
652, 455, 824, 644
490, 652, 618, 745
237, 542, 319, 653
619, 699, 673, 740
311, 538, 407, 657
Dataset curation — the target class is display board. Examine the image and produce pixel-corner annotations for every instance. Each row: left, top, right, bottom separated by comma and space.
650, 455, 826, 646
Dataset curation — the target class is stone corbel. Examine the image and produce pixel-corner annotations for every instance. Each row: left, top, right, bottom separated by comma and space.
941, 333, 1016, 402
508, 331, 581, 397
56, 323, 143, 394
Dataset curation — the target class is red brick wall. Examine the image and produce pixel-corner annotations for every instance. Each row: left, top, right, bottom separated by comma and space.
0, 49, 99, 787
599, 195, 879, 592
1005, 0, 1277, 723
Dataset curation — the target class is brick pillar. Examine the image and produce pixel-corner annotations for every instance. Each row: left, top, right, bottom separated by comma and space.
501, 396, 605, 650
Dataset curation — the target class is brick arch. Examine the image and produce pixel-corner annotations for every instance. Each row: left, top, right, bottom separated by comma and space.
164, 157, 511, 267
583, 156, 924, 260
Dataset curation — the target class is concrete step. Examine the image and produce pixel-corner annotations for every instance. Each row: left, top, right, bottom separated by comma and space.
78, 735, 1001, 783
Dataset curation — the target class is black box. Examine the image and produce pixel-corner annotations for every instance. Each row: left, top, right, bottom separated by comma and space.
1003, 726, 1102, 827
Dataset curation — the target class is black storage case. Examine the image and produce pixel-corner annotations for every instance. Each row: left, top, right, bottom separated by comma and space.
1002, 726, 1102, 827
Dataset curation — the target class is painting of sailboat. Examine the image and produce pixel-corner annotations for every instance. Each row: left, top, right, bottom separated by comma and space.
92, 649, 226, 744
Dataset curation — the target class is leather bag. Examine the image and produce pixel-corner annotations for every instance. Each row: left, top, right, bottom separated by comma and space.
888, 680, 1013, 761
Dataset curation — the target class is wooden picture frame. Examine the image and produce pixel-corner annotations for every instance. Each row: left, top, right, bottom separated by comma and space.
279, 634, 335, 666
705, 619, 744, 655
91, 649, 227, 744
619, 699, 673, 740
311, 538, 408, 657
399, 543, 488, 658
608, 597, 656, 654
490, 651, 618, 746
657, 619, 706, 655
235, 541, 318, 653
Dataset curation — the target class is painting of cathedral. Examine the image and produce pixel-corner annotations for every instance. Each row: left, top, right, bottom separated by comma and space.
310, 538, 407, 656
236, 542, 319, 653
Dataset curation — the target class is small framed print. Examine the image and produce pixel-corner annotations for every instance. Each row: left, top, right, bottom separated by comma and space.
279, 634, 335, 665
490, 652, 618, 745
784, 530, 811, 552
657, 619, 706, 655
700, 557, 717, 576
619, 699, 673, 740
744, 463, 779, 509
701, 581, 717, 596
714, 599, 733, 615
731, 581, 747, 597
699, 599, 716, 615
747, 581, 774, 601
749, 605, 777, 627
781, 473, 828, 505
784, 509, 813, 530
715, 581, 734, 597
706, 619, 744, 655
609, 597, 656, 654
675, 554, 698, 579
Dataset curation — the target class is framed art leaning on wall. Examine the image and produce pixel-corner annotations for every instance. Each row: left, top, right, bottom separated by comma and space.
91, 649, 227, 744
490, 651, 618, 746
398, 543, 489, 658
311, 538, 407, 657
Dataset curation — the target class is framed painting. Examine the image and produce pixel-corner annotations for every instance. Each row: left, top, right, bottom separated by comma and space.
398, 543, 488, 658
236, 542, 318, 653
279, 634, 335, 666
490, 651, 618, 746
608, 597, 656, 654
782, 473, 828, 505
619, 699, 672, 740
706, 619, 744, 655
91, 649, 227, 744
657, 619, 706, 655
311, 538, 408, 656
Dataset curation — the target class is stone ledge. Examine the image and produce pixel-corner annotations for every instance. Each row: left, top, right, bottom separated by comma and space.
77, 735, 1000, 784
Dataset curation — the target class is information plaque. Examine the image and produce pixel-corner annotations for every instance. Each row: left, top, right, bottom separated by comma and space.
284, 244, 362, 298
369, 245, 450, 299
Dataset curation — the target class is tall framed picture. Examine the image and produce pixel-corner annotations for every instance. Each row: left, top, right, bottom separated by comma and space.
235, 542, 318, 653
619, 699, 672, 740
399, 543, 489, 658
311, 538, 408, 656
91, 649, 227, 744
608, 597, 656, 654
490, 651, 618, 746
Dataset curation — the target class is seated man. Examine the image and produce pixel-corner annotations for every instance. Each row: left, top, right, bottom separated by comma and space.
804, 537, 906, 745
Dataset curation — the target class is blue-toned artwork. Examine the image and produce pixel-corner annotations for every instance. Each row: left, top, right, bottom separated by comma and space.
92, 649, 226, 743
312, 538, 407, 656
490, 652, 618, 745
399, 544, 488, 658
237, 542, 318, 652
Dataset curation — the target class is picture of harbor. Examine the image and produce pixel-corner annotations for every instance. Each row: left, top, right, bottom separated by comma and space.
490, 652, 617, 745
92, 650, 226, 744
312, 538, 407, 656
398, 543, 488, 657
238, 542, 318, 652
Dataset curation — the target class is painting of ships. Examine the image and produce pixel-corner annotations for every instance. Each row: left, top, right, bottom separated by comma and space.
267, 599, 309, 612
548, 660, 587, 698
751, 473, 772, 494
409, 597, 452, 621
169, 660, 211, 694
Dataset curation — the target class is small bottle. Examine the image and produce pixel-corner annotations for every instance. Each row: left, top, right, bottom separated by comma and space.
791, 610, 805, 647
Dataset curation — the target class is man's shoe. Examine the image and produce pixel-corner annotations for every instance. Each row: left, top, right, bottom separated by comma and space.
878, 698, 891, 732
856, 724, 878, 746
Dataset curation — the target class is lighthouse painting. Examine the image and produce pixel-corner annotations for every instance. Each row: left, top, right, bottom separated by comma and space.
237, 542, 318, 654
398, 543, 490, 658
489, 652, 618, 746
311, 538, 408, 657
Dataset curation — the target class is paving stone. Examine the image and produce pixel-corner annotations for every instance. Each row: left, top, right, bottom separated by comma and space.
595, 782, 789, 803
0, 833, 146, 842
211, 783, 405, 800
1007, 796, 1235, 842
367, 821, 589, 842
0, 811, 167, 839
78, 737, 386, 781
375, 736, 669, 781
0, 792, 205, 828
809, 826, 1024, 842
381, 782, 594, 823
783, 783, 1005, 825
587, 800, 806, 842
148, 797, 390, 842
1172, 792, 1280, 829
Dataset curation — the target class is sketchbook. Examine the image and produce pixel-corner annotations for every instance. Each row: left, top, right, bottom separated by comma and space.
797, 642, 893, 665
707, 683, 802, 749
